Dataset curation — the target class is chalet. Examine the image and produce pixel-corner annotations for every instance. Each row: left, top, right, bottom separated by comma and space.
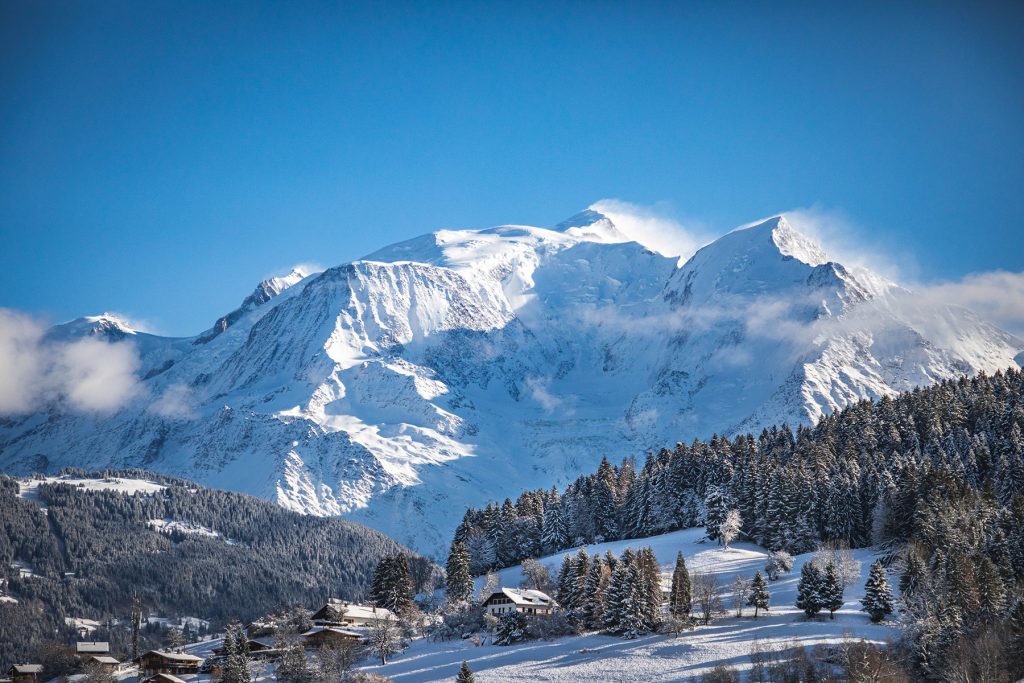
86, 657, 119, 674
141, 674, 187, 683
311, 600, 396, 628
212, 639, 273, 657
75, 643, 109, 656
300, 626, 365, 649
481, 588, 556, 617
8, 666, 43, 683
138, 651, 203, 676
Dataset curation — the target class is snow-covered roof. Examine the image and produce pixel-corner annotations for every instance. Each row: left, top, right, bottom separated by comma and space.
76, 642, 109, 654
89, 657, 119, 665
320, 600, 395, 621
485, 587, 556, 607
142, 651, 203, 663
301, 626, 364, 639
10, 666, 43, 674
142, 675, 187, 683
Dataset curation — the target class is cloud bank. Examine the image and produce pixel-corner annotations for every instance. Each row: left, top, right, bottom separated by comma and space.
913, 271, 1024, 339
0, 309, 143, 415
589, 199, 713, 263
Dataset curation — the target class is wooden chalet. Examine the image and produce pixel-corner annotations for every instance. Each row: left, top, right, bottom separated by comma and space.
75, 643, 110, 656
8, 666, 43, 683
300, 626, 364, 649
86, 657, 119, 673
212, 639, 271, 656
138, 651, 203, 676
481, 588, 556, 617
311, 600, 396, 628
141, 674, 187, 683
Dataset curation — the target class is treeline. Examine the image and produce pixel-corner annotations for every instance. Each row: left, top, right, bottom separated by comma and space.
452, 368, 1024, 680
0, 470, 434, 669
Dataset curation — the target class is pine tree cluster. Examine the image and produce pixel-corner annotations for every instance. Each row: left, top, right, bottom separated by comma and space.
453, 368, 1024, 679
370, 554, 415, 614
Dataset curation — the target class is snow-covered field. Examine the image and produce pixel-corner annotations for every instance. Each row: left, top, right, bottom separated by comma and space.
19, 475, 167, 506
362, 529, 897, 682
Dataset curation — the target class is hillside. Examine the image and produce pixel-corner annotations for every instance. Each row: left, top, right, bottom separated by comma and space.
362, 528, 895, 682
0, 470, 432, 669
1, 209, 1020, 555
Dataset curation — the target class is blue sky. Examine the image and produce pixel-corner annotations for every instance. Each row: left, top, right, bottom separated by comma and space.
2, 0, 1023, 335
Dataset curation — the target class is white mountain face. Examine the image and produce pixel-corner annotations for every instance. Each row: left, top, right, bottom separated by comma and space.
1, 210, 1020, 556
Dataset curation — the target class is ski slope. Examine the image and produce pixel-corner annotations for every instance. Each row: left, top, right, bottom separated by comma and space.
363, 528, 898, 682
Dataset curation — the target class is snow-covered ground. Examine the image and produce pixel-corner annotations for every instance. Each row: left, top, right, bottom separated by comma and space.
361, 529, 897, 682
19, 475, 167, 506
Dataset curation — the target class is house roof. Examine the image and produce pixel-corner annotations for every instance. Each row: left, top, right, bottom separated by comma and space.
142, 651, 203, 663
142, 675, 187, 683
10, 666, 43, 674
89, 657, 119, 665
484, 587, 556, 607
317, 600, 395, 622
301, 626, 364, 640
76, 643, 109, 654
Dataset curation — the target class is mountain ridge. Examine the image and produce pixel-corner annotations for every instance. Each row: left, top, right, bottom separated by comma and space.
1, 208, 1020, 556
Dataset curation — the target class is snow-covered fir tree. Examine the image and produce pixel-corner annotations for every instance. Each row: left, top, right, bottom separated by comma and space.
445, 541, 473, 605
822, 562, 845, 619
795, 563, 823, 618
668, 551, 691, 619
862, 560, 894, 623
747, 571, 770, 618
455, 660, 475, 683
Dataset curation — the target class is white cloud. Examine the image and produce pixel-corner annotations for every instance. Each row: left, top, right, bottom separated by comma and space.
911, 271, 1024, 338
0, 309, 46, 414
0, 308, 143, 415
589, 199, 713, 262
148, 383, 196, 420
525, 376, 572, 415
780, 205, 913, 283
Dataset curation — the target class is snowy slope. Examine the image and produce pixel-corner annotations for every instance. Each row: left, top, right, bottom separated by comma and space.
1, 209, 1021, 556
362, 528, 897, 682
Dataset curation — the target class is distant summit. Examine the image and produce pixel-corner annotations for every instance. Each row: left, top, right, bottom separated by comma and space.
2, 207, 1020, 556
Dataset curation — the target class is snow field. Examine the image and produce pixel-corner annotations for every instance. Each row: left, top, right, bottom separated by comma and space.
364, 528, 897, 682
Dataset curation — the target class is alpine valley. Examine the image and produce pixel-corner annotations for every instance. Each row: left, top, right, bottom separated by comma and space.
2, 208, 1021, 556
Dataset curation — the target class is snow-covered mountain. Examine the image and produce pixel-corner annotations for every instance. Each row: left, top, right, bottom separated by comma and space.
1, 209, 1020, 555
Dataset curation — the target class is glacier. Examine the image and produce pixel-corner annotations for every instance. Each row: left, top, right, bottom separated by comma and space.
1, 209, 1020, 556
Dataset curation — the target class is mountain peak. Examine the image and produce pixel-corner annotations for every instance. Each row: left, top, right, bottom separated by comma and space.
554, 208, 630, 244
732, 215, 828, 267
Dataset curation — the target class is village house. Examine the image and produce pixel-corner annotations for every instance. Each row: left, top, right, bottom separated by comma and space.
85, 657, 119, 674
141, 674, 187, 683
481, 588, 557, 617
8, 666, 43, 683
311, 600, 396, 628
137, 651, 203, 676
300, 626, 365, 649
210, 643, 270, 655
75, 643, 109, 656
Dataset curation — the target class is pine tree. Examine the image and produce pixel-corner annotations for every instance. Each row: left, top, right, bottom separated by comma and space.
704, 487, 730, 543
795, 563, 823, 618
747, 571, 770, 618
581, 558, 609, 629
555, 555, 577, 610
495, 611, 528, 645
861, 560, 894, 623
541, 501, 568, 553
822, 562, 844, 619
637, 547, 662, 629
222, 622, 251, 683
669, 552, 692, 619
455, 660, 474, 683
572, 547, 591, 614
446, 542, 473, 605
